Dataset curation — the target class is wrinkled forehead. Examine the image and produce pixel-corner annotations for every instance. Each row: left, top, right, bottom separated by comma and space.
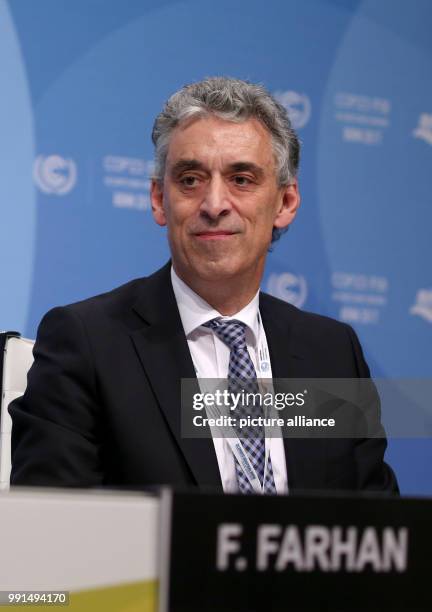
165, 115, 277, 173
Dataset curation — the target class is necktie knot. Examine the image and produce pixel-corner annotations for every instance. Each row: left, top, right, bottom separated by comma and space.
204, 318, 248, 352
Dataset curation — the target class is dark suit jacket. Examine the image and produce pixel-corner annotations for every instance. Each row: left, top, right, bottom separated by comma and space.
9, 262, 398, 492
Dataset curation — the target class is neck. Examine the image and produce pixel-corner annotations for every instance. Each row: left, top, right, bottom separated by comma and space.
173, 265, 262, 315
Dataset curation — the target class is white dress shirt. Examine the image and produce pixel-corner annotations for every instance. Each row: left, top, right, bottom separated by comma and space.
171, 266, 288, 494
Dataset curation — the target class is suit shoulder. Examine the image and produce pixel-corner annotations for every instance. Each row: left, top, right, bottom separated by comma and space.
260, 291, 351, 335
38, 276, 151, 336
259, 292, 367, 376
61, 277, 147, 316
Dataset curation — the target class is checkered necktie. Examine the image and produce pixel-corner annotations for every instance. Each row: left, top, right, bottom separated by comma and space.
204, 318, 276, 494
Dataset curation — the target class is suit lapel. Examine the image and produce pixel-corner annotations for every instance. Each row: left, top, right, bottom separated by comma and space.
130, 264, 222, 490
260, 294, 327, 491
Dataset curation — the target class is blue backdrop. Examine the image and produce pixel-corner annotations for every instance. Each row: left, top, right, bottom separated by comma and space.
2, 0, 431, 494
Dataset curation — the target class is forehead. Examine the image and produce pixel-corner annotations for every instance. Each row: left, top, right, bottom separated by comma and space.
165, 115, 276, 170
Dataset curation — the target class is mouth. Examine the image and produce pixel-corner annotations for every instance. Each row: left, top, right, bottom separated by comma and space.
194, 231, 238, 241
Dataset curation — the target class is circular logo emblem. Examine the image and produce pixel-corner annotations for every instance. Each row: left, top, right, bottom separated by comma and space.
33, 154, 77, 195
260, 361, 270, 372
267, 272, 308, 308
273, 90, 311, 130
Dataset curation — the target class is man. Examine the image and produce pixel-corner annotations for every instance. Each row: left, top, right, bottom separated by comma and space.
10, 77, 398, 493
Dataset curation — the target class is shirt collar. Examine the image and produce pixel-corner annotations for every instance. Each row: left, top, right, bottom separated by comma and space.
170, 266, 260, 344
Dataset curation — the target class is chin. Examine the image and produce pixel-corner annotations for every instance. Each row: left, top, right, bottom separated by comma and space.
194, 258, 245, 281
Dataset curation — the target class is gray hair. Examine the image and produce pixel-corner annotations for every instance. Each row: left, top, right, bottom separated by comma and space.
151, 76, 300, 243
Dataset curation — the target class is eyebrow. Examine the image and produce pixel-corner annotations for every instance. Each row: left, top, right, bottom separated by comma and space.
170, 159, 265, 179
170, 159, 206, 176
227, 162, 265, 179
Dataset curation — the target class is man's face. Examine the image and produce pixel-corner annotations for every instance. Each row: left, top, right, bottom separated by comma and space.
151, 115, 299, 286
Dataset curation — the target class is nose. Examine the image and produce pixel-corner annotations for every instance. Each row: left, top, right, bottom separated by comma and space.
199, 175, 232, 220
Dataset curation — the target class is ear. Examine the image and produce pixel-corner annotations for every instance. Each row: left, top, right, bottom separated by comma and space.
151, 178, 167, 226
273, 179, 301, 230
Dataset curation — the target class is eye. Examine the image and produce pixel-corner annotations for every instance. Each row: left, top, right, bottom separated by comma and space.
180, 175, 199, 187
232, 175, 253, 186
